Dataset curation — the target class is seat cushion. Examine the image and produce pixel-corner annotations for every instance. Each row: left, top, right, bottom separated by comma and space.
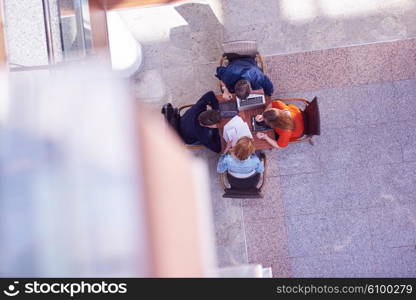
227, 172, 260, 190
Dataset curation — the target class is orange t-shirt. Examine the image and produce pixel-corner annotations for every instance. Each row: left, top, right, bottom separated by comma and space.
271, 100, 304, 148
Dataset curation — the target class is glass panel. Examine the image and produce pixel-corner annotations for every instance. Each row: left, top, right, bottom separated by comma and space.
57, 0, 93, 61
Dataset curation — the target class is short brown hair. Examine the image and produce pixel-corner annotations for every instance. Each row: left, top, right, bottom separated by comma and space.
263, 109, 294, 130
198, 110, 221, 126
235, 79, 251, 100
232, 136, 255, 161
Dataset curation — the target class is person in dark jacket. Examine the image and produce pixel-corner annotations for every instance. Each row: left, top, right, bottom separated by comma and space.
215, 57, 274, 101
179, 91, 222, 153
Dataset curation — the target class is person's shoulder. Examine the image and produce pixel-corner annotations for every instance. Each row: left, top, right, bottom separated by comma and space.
272, 100, 287, 109
223, 153, 233, 163
251, 154, 261, 161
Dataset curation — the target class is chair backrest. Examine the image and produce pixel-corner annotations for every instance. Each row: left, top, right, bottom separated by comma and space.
222, 40, 258, 57
303, 97, 320, 136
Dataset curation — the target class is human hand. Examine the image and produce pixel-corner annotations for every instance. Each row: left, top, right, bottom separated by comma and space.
255, 115, 264, 122
256, 132, 267, 140
222, 91, 232, 100
223, 140, 232, 154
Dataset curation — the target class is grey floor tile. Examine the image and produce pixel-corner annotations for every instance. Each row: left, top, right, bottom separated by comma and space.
242, 176, 285, 221
363, 141, 403, 166
360, 123, 400, 146
194, 62, 222, 97
369, 162, 416, 208
245, 216, 289, 263
395, 94, 416, 123
279, 173, 324, 216
173, 2, 223, 33
349, 82, 397, 126
369, 205, 416, 249
162, 65, 201, 107
372, 246, 416, 277
220, 0, 279, 32
317, 126, 362, 148
393, 79, 416, 98
331, 252, 376, 277
403, 145, 416, 162
269, 142, 322, 176
319, 143, 366, 171
131, 68, 167, 102
161, 33, 194, 68
190, 30, 223, 65
140, 42, 164, 71
216, 242, 248, 267
326, 209, 373, 254
316, 168, 374, 210
393, 121, 416, 163
291, 255, 334, 278
286, 213, 334, 257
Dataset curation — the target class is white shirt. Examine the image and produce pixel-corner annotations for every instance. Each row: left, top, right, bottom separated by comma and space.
223, 116, 253, 146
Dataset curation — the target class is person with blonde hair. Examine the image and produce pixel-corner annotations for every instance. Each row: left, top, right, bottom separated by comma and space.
255, 100, 304, 148
217, 136, 264, 179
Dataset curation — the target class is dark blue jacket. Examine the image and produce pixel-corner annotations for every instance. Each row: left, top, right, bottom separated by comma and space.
215, 57, 274, 96
179, 91, 221, 153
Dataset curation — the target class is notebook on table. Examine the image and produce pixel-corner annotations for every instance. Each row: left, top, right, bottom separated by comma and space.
251, 115, 272, 132
219, 100, 238, 118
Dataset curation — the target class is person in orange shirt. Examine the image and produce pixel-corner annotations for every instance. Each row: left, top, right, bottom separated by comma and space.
255, 100, 304, 148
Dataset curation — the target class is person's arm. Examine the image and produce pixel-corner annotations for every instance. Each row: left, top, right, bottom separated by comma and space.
255, 157, 265, 173
262, 75, 274, 96
210, 130, 222, 153
256, 132, 282, 149
192, 91, 218, 112
220, 81, 232, 100
217, 154, 229, 173
204, 90, 219, 109
216, 65, 237, 95
198, 128, 222, 153
215, 66, 226, 80
264, 135, 281, 149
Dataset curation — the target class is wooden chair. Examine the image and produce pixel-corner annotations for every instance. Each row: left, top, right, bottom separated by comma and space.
218, 40, 265, 92
278, 96, 321, 145
219, 151, 267, 199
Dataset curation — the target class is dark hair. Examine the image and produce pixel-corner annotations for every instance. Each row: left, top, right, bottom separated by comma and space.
263, 109, 294, 130
198, 110, 222, 126
235, 79, 251, 100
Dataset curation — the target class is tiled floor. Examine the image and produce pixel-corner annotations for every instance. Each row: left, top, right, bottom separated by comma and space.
119, 0, 416, 277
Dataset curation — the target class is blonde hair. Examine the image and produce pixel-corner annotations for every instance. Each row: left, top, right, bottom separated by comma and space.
263, 109, 295, 130
232, 137, 255, 161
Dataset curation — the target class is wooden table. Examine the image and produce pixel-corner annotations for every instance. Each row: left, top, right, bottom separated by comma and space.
217, 94, 275, 151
